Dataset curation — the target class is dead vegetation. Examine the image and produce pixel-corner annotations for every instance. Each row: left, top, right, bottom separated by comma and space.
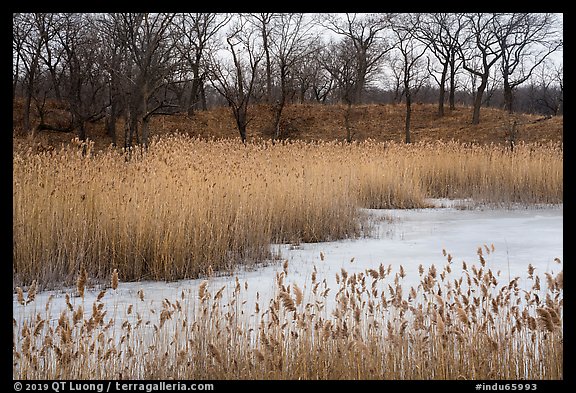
13, 248, 563, 379
13, 136, 562, 288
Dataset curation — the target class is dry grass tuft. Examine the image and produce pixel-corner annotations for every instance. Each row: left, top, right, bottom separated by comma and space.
77, 267, 87, 299
16, 287, 25, 306
26, 280, 37, 304
279, 291, 297, 312
111, 269, 119, 291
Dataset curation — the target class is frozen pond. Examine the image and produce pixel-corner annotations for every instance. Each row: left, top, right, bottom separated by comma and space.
13, 201, 563, 324
290, 202, 564, 290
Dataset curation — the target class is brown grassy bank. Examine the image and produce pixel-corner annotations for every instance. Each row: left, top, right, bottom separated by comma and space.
13, 100, 563, 153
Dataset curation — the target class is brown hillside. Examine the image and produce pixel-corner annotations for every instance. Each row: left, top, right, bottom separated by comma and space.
13, 100, 562, 152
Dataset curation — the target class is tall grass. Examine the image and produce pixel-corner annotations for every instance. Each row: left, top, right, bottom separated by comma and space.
13, 248, 563, 379
13, 136, 562, 287
413, 141, 563, 204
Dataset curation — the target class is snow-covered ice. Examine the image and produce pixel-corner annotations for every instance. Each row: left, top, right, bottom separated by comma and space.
13, 201, 563, 328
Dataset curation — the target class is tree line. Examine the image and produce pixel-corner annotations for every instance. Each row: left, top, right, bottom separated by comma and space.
13, 13, 563, 146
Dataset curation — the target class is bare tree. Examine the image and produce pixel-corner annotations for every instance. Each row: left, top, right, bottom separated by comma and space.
297, 43, 334, 103
13, 12, 563, 143
268, 13, 317, 141
495, 13, 562, 113
13, 13, 25, 101
55, 13, 109, 142
531, 61, 563, 115
459, 13, 505, 124
96, 13, 129, 146
417, 13, 465, 116
390, 14, 430, 143
208, 16, 264, 144
113, 13, 177, 148
321, 38, 361, 142
38, 15, 66, 102
174, 13, 230, 116
292, 44, 327, 103
248, 13, 276, 104
318, 13, 392, 104
14, 13, 58, 134
383, 56, 404, 104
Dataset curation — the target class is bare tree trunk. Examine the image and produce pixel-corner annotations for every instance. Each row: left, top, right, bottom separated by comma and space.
235, 106, 247, 144
298, 84, 306, 104
272, 67, 290, 142
472, 76, 488, 125
503, 76, 514, 114
356, 56, 367, 104
260, 15, 273, 104
23, 87, 34, 135
264, 40, 272, 104
47, 66, 62, 101
123, 110, 130, 149
23, 56, 40, 134
125, 108, 139, 149
199, 78, 207, 111
132, 116, 140, 146
187, 63, 201, 116
405, 93, 412, 143
437, 62, 448, 117
449, 57, 456, 110
141, 117, 150, 147
13, 56, 19, 102
106, 101, 118, 146
77, 119, 86, 142
141, 82, 150, 147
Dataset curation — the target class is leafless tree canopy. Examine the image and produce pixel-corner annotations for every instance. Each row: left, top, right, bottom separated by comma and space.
13, 12, 562, 143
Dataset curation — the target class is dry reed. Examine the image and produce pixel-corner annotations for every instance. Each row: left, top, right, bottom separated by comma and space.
13, 247, 563, 380
111, 269, 119, 291
13, 136, 562, 289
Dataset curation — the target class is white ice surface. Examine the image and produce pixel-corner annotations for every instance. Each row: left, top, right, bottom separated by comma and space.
13, 201, 563, 329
